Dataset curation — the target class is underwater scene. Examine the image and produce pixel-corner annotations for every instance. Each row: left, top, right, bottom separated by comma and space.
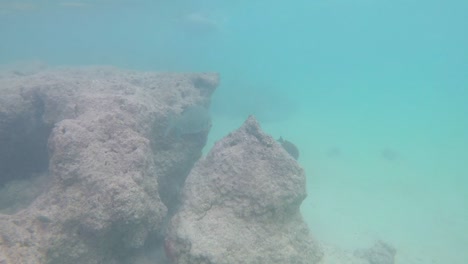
0, 0, 467, 263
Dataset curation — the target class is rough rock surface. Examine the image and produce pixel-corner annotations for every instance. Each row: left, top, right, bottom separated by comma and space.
1, 65, 373, 264
0, 66, 218, 264
167, 116, 323, 264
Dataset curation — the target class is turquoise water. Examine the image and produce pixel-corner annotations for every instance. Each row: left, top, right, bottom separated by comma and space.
1, 0, 467, 263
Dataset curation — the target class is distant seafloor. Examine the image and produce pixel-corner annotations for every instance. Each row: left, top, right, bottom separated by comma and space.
207, 108, 468, 264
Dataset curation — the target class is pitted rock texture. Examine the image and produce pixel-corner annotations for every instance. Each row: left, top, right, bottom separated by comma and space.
167, 116, 323, 264
0, 66, 218, 264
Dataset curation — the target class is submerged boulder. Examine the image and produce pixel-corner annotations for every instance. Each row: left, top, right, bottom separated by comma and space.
166, 116, 323, 264
354, 240, 396, 264
0, 66, 218, 264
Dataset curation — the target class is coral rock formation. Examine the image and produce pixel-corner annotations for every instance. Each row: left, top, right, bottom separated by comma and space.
167, 116, 323, 264
0, 66, 218, 264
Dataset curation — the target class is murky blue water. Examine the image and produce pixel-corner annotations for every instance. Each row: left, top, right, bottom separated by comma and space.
1, 0, 467, 263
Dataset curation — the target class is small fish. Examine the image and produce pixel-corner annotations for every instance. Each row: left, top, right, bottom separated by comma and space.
278, 136, 299, 160
326, 146, 341, 157
381, 148, 399, 161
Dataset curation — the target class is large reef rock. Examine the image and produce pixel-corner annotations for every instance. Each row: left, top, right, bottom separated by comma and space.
166, 116, 323, 264
0, 66, 218, 264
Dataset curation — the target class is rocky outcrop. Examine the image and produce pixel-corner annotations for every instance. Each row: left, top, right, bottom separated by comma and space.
166, 116, 323, 264
0, 66, 218, 264
0, 65, 327, 264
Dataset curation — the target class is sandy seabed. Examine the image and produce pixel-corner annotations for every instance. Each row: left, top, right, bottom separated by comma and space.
207, 113, 468, 264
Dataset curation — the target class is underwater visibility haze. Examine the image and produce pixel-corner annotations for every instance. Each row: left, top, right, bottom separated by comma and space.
1, 0, 467, 263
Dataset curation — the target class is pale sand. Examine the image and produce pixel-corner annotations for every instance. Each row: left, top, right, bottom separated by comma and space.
208, 113, 468, 264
